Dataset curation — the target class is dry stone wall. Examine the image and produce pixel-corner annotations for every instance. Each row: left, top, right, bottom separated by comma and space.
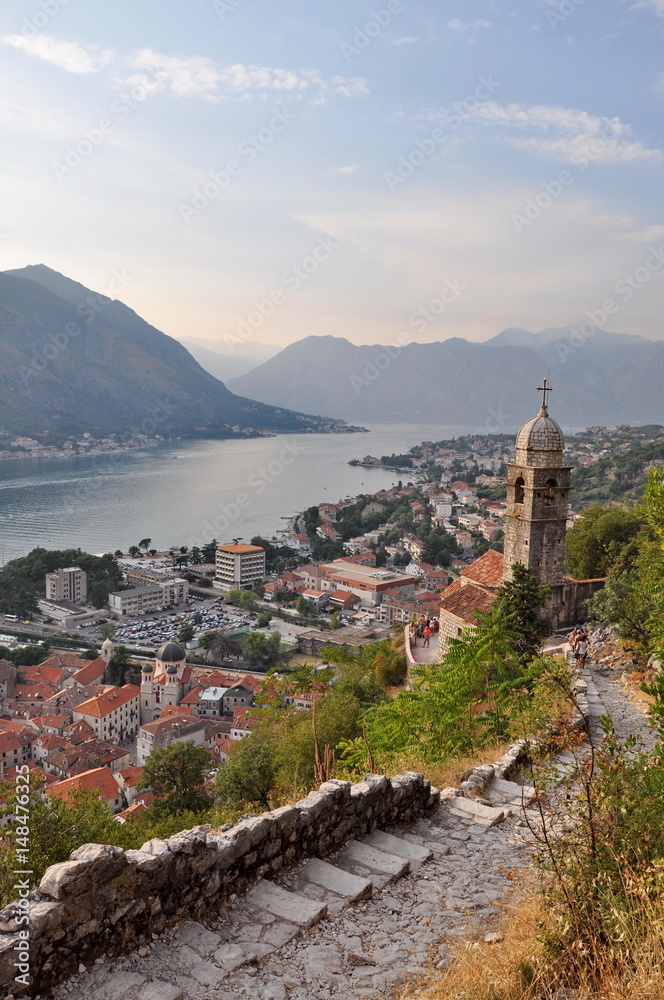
0, 771, 437, 998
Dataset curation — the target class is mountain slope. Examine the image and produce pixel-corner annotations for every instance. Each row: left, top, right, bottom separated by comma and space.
0, 267, 347, 442
228, 331, 664, 426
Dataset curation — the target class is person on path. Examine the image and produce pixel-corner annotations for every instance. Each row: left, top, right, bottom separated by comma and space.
576, 635, 589, 667
422, 626, 432, 647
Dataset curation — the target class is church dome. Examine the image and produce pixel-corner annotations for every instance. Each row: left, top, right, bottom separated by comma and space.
516, 409, 565, 454
156, 641, 186, 663
166, 664, 178, 676
142, 662, 153, 673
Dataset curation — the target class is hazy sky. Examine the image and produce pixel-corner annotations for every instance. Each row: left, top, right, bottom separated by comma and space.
1, 0, 663, 351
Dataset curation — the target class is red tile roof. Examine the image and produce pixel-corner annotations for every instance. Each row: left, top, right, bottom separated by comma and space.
74, 684, 140, 719
46, 766, 121, 804
439, 579, 498, 626
460, 549, 504, 588
24, 664, 68, 686
70, 658, 107, 686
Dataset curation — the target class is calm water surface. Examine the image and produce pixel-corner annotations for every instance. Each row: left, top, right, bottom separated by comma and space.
0, 423, 480, 563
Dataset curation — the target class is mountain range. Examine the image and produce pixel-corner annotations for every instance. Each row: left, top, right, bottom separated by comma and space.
227, 330, 664, 427
0, 266, 348, 443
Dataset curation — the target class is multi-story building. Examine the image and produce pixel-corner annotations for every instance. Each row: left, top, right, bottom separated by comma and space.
107, 578, 188, 615
45, 567, 87, 603
73, 684, 140, 742
214, 543, 266, 592
136, 715, 206, 766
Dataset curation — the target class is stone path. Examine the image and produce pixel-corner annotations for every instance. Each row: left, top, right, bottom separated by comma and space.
49, 652, 656, 1000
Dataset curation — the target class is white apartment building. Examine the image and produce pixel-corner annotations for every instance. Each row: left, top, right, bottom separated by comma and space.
45, 567, 87, 603
214, 543, 266, 592
108, 578, 188, 615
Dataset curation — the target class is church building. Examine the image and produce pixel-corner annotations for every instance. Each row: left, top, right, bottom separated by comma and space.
140, 641, 196, 724
438, 381, 604, 654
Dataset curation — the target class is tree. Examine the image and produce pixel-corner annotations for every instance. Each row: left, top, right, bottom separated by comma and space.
138, 538, 151, 555
106, 645, 134, 685
190, 546, 202, 565
82, 646, 100, 660
494, 564, 551, 664
199, 630, 243, 662
245, 631, 282, 668
128, 545, 140, 557
257, 611, 272, 628
565, 504, 645, 579
296, 596, 314, 617
138, 741, 213, 818
214, 733, 278, 811
178, 622, 195, 643
98, 622, 116, 641
201, 539, 218, 562
329, 610, 344, 630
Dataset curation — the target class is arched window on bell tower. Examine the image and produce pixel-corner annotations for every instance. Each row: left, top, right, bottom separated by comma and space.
514, 476, 525, 505
543, 477, 557, 507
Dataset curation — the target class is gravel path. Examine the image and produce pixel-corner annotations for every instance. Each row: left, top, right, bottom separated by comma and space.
589, 663, 658, 749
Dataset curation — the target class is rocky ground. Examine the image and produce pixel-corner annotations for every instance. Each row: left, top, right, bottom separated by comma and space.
42, 633, 657, 1000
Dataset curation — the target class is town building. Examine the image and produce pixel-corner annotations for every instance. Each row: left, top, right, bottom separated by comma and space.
136, 715, 206, 766
72, 684, 140, 742
46, 766, 123, 813
107, 578, 188, 616
214, 543, 266, 592
45, 567, 87, 603
139, 641, 196, 724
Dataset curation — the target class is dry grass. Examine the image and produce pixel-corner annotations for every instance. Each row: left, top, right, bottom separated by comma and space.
377, 743, 513, 790
393, 880, 664, 1000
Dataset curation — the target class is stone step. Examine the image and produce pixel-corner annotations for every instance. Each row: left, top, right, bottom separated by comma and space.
289, 858, 372, 915
333, 839, 411, 885
365, 830, 433, 865
243, 880, 327, 929
445, 796, 506, 827
486, 777, 535, 807
394, 828, 451, 856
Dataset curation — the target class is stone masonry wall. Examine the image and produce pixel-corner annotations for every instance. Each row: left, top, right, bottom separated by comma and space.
0, 772, 438, 998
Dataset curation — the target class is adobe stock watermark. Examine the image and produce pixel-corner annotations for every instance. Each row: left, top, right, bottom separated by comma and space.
350, 277, 466, 395
555, 245, 664, 362
187, 439, 306, 544
384, 75, 500, 192
511, 124, 626, 234
12, 765, 33, 991
52, 71, 161, 180
223, 234, 341, 351
212, 0, 246, 21
545, 0, 588, 31
19, 269, 134, 384
14, 0, 71, 39
179, 107, 296, 223
340, 1, 407, 62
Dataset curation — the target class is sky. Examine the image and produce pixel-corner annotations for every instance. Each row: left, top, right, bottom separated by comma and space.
1, 0, 663, 352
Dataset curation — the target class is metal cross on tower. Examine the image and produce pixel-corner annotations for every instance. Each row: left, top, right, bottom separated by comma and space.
536, 377, 553, 411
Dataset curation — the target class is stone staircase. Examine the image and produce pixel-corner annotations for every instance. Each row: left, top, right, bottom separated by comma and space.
48, 653, 639, 1000
53, 785, 536, 1000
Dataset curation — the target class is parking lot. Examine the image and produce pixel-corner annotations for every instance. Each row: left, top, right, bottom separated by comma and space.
71, 596, 252, 649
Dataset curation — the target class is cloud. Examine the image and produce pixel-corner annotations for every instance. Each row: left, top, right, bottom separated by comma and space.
2, 34, 113, 74
454, 101, 663, 165
391, 36, 418, 46
623, 223, 664, 242
631, 0, 664, 15
2, 34, 368, 106
335, 165, 359, 174
448, 19, 492, 32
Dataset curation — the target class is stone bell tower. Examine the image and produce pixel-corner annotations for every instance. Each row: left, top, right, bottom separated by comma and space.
503, 379, 571, 613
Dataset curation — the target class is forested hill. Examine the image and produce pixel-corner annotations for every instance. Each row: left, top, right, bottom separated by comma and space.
0, 266, 349, 443
570, 435, 664, 508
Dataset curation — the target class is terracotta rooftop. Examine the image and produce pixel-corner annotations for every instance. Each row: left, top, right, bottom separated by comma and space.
439, 579, 498, 626
70, 658, 107, 686
460, 549, 505, 588
46, 766, 121, 804
216, 543, 264, 554
24, 664, 68, 686
74, 684, 140, 718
